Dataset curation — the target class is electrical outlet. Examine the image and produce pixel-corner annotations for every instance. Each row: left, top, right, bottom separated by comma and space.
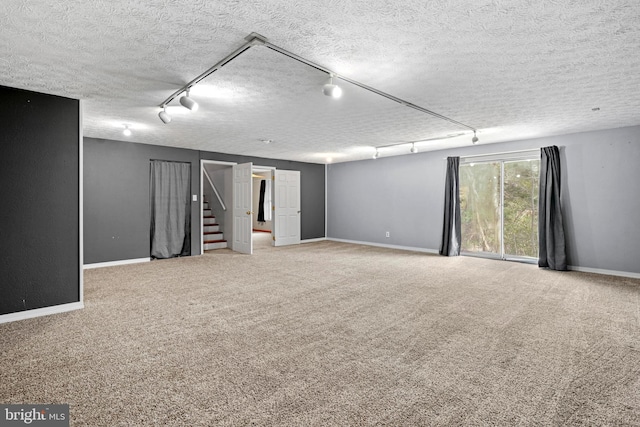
385, 231, 390, 238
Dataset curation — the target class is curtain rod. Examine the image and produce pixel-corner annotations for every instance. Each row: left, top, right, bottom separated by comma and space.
444, 148, 541, 160
150, 159, 192, 164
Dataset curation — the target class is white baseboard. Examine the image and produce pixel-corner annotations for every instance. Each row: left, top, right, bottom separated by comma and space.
83, 257, 151, 269
0, 302, 84, 325
568, 265, 640, 279
327, 238, 439, 254
301, 237, 327, 244
326, 240, 640, 279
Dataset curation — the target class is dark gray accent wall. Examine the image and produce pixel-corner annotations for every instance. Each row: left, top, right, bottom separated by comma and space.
199, 152, 326, 240
327, 125, 640, 275
84, 138, 200, 264
0, 86, 80, 316
84, 140, 326, 264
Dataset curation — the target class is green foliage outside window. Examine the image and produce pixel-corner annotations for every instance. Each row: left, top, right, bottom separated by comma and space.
460, 160, 539, 258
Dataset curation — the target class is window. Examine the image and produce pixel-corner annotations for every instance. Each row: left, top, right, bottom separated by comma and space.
459, 151, 539, 261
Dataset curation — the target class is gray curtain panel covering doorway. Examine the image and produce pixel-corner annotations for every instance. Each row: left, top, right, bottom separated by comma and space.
538, 146, 567, 270
150, 160, 191, 259
439, 156, 461, 256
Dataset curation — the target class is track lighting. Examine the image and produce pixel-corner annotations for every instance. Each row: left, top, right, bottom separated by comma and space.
410, 143, 418, 154
373, 149, 380, 159
180, 89, 198, 111
123, 125, 131, 137
158, 33, 479, 142
158, 106, 171, 124
322, 75, 342, 98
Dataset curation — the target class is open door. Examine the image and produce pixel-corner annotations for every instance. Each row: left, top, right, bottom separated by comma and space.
232, 162, 253, 254
273, 170, 301, 247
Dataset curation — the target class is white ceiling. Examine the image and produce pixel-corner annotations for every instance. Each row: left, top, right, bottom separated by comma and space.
2, 0, 639, 163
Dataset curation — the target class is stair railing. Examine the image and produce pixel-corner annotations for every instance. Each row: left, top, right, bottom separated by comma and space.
203, 168, 227, 211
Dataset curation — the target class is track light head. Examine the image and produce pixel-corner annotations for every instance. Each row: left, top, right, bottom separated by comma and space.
373, 149, 380, 159
322, 75, 342, 98
123, 125, 131, 137
180, 89, 199, 111
158, 107, 171, 124
471, 131, 479, 144
323, 84, 342, 98
410, 143, 418, 154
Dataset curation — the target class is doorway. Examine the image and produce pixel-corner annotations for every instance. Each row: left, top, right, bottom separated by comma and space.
200, 161, 301, 255
252, 168, 274, 250
459, 153, 540, 262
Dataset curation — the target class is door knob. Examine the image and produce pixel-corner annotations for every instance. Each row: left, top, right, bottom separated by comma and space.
246, 211, 251, 215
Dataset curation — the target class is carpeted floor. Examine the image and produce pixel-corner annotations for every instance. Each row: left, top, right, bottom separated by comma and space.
1, 240, 639, 426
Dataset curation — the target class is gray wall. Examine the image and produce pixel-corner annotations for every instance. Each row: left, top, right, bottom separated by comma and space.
84, 139, 326, 264
84, 138, 200, 264
327, 125, 640, 275
0, 86, 80, 316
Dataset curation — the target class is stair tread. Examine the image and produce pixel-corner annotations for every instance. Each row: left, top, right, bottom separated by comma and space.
203, 215, 216, 219
204, 231, 222, 235
204, 239, 227, 244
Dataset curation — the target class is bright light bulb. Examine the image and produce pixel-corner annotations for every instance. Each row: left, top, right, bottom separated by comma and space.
323, 83, 342, 98
123, 126, 131, 136
322, 75, 342, 99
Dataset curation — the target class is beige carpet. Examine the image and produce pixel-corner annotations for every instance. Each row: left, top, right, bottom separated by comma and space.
1, 240, 639, 426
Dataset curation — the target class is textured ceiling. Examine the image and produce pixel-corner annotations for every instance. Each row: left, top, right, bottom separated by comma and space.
2, 0, 639, 163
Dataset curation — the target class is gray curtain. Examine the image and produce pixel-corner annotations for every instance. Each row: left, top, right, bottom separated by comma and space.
150, 160, 191, 259
439, 156, 461, 256
538, 146, 567, 270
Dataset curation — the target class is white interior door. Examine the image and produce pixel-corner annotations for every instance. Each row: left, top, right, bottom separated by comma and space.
232, 162, 253, 254
273, 170, 300, 247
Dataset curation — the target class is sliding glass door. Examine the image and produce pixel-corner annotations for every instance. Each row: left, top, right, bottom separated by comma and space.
460, 155, 539, 261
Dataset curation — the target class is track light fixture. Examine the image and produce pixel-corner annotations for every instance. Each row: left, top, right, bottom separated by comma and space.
471, 131, 479, 144
410, 143, 418, 154
123, 125, 131, 137
373, 149, 380, 159
158, 106, 171, 124
180, 88, 199, 111
322, 74, 342, 98
158, 33, 478, 138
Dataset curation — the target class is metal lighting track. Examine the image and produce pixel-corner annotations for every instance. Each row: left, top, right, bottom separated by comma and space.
158, 32, 477, 132
158, 36, 261, 108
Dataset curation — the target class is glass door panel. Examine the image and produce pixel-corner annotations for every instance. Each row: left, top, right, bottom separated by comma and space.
460, 162, 502, 257
460, 157, 540, 261
503, 160, 539, 259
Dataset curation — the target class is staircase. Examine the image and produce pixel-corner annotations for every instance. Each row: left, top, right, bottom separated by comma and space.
203, 200, 227, 250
